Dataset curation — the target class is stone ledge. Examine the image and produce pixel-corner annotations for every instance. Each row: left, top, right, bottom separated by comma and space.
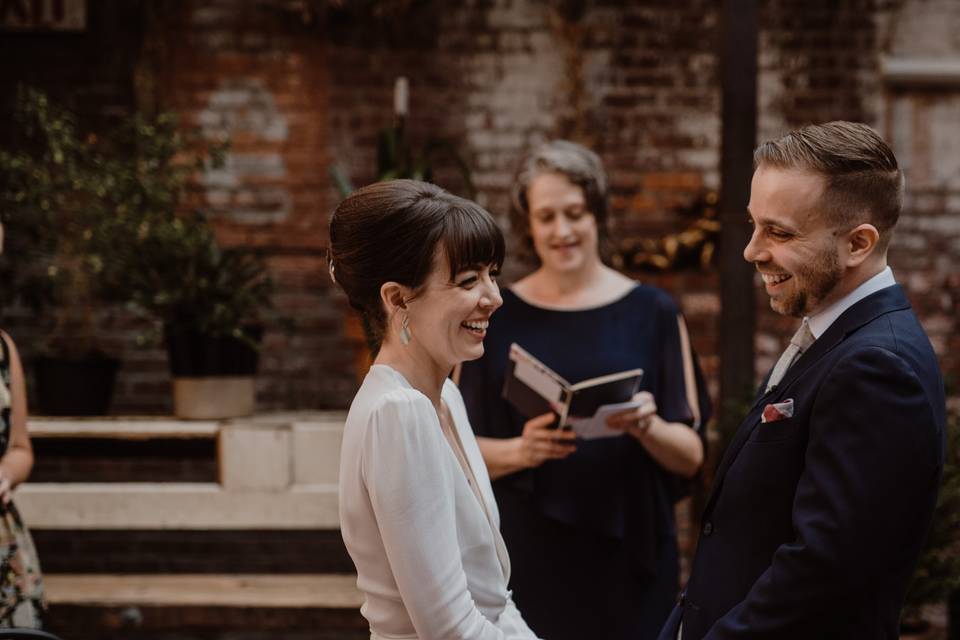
28, 412, 349, 439
882, 56, 960, 87
29, 419, 219, 439
17, 483, 339, 529
44, 574, 363, 609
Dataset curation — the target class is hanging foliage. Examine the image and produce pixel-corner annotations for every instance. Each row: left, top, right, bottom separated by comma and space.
614, 190, 721, 273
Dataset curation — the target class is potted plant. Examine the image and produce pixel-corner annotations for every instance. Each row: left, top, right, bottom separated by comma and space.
95, 209, 272, 419
0, 87, 122, 415
902, 406, 960, 634
88, 112, 273, 420
1, 88, 273, 418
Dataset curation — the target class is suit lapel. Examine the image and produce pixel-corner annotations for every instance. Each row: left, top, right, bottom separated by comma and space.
704, 285, 911, 513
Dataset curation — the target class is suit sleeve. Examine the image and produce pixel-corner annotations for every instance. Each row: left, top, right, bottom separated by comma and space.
705, 347, 941, 639
364, 396, 507, 640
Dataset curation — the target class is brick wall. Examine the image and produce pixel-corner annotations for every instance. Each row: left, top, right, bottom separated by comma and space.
3, 0, 958, 615
1, 0, 956, 414
879, 0, 960, 390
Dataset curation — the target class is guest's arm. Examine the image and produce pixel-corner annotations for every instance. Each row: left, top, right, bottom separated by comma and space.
0, 332, 33, 504
606, 314, 706, 478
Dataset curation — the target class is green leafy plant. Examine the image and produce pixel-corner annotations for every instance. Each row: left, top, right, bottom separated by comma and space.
0, 87, 113, 356
86, 109, 272, 346
0, 87, 272, 356
97, 211, 272, 346
903, 407, 960, 621
331, 121, 475, 199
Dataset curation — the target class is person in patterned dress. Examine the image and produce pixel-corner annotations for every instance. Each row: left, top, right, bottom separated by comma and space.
0, 221, 45, 627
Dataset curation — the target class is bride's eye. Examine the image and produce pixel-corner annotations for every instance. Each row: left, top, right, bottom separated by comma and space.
456, 273, 479, 288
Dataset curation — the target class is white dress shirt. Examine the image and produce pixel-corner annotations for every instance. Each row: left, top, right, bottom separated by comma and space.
339, 364, 540, 640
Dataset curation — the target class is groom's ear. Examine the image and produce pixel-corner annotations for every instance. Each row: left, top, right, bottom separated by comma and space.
844, 223, 880, 267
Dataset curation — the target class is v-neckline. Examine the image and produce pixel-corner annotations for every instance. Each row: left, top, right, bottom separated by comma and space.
371, 363, 512, 579
439, 396, 511, 582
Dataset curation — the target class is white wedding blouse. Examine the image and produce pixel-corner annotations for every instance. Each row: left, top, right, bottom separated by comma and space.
339, 364, 539, 640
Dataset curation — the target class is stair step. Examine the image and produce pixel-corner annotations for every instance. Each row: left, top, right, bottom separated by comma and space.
45, 574, 363, 608
33, 529, 355, 574
29, 418, 219, 483
43, 574, 368, 639
31, 437, 218, 483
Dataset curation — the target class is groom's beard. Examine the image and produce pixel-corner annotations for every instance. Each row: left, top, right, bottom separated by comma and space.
769, 243, 843, 318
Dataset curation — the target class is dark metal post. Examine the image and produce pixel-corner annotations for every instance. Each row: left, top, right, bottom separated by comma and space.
717, 0, 758, 446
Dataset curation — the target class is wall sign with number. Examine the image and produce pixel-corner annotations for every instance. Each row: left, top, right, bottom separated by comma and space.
0, 0, 86, 32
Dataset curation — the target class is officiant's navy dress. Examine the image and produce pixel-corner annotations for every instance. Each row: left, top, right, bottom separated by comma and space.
459, 285, 710, 640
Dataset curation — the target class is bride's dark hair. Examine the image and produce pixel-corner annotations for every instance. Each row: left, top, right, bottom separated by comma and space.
328, 179, 504, 354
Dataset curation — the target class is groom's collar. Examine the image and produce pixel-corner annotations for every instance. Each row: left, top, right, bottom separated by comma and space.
806, 266, 896, 339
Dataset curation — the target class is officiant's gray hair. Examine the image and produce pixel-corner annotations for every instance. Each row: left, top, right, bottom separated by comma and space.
510, 140, 610, 262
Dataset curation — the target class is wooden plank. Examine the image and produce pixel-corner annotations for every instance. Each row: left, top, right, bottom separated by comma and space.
44, 574, 363, 608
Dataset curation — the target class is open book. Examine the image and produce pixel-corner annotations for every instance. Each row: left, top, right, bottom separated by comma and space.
501, 343, 644, 440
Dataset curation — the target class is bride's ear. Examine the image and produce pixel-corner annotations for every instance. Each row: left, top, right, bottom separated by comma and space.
380, 281, 409, 316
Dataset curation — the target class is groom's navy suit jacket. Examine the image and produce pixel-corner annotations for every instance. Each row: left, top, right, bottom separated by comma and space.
659, 285, 946, 639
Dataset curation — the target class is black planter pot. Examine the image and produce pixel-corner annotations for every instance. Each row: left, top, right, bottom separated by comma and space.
33, 356, 120, 416
164, 325, 262, 377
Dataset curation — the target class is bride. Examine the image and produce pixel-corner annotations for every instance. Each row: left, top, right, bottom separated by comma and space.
329, 179, 540, 639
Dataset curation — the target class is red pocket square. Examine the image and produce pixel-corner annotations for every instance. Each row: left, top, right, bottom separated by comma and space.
762, 398, 794, 423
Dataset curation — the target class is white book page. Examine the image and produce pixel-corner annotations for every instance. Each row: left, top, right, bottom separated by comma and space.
565, 399, 646, 440
513, 358, 565, 405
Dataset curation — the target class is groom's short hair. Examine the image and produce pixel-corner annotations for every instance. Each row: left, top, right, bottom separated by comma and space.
754, 121, 904, 253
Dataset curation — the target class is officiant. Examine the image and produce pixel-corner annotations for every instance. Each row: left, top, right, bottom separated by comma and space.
458, 140, 711, 640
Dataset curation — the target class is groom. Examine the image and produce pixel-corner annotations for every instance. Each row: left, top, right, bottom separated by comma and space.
659, 121, 946, 639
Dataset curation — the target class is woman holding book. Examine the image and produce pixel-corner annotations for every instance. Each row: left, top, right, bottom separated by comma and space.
330, 179, 540, 640
458, 141, 711, 640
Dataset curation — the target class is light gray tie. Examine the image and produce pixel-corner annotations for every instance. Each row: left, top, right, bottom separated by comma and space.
765, 319, 815, 392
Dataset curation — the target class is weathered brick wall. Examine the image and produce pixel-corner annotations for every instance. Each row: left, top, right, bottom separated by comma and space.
324, 0, 724, 400
878, 0, 960, 390
756, 0, 960, 388
143, 2, 358, 410
2, 0, 956, 415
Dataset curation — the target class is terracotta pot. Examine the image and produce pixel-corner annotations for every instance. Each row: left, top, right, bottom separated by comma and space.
172, 376, 255, 420
164, 324, 262, 420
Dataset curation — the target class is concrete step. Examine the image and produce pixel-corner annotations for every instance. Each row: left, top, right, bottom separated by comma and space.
43, 574, 368, 639
33, 529, 354, 574
45, 574, 363, 608
29, 418, 220, 483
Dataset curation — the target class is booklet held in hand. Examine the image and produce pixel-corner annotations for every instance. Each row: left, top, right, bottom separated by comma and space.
502, 343, 644, 439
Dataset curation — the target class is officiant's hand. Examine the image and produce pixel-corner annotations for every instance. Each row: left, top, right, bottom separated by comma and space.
605, 391, 660, 440
517, 412, 577, 468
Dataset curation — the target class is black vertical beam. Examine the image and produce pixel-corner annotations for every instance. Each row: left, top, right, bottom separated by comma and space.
718, 0, 758, 444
